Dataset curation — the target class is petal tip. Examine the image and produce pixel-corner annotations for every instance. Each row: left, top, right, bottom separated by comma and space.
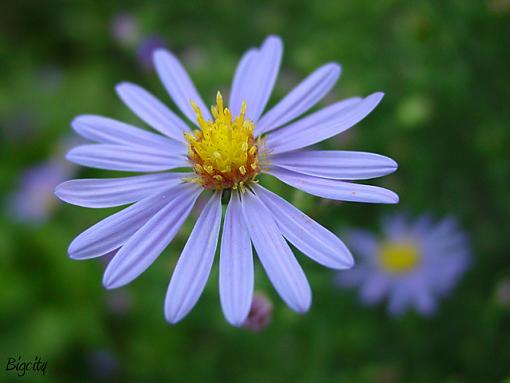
153, 48, 172, 63
372, 92, 385, 102
67, 245, 81, 260
293, 300, 312, 314
115, 82, 136, 97
387, 191, 400, 204
226, 316, 245, 328
102, 272, 121, 290
326, 62, 342, 76
224, 310, 249, 327
164, 310, 183, 325
264, 35, 283, 45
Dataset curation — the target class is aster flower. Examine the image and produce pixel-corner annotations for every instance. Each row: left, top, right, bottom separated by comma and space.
7, 139, 76, 224
336, 213, 471, 316
55, 35, 398, 326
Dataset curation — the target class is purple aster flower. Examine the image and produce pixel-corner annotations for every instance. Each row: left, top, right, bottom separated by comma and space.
7, 159, 74, 225
337, 213, 471, 316
55, 35, 398, 326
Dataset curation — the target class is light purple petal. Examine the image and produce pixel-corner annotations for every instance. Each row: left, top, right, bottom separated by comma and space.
270, 150, 398, 180
229, 48, 258, 117
255, 63, 341, 135
346, 229, 380, 260
55, 173, 191, 208
359, 273, 391, 305
67, 144, 188, 172
153, 49, 211, 124
103, 183, 202, 289
115, 82, 190, 142
229, 36, 282, 122
164, 192, 222, 323
335, 266, 371, 288
267, 167, 399, 204
254, 184, 353, 269
381, 213, 409, 241
68, 187, 183, 259
72, 114, 186, 154
241, 190, 311, 313
266, 93, 383, 154
219, 191, 254, 326
412, 282, 437, 315
388, 284, 412, 316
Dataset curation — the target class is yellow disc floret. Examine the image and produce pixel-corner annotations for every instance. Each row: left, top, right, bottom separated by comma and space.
184, 91, 263, 190
379, 240, 420, 273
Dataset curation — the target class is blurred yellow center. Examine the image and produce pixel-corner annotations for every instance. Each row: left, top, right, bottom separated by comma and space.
379, 241, 420, 273
184, 92, 261, 190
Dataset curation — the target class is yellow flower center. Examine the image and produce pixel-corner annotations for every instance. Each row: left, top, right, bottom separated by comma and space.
185, 91, 263, 190
379, 240, 420, 273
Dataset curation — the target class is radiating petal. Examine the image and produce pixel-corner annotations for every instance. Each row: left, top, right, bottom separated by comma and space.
229, 48, 258, 117
165, 192, 222, 323
229, 36, 282, 122
72, 114, 186, 154
388, 285, 412, 316
381, 213, 409, 241
219, 191, 253, 326
266, 93, 383, 154
346, 229, 380, 260
241, 191, 311, 313
270, 150, 398, 180
116, 82, 190, 142
103, 183, 202, 289
254, 184, 353, 269
153, 49, 211, 124
55, 173, 191, 208
68, 187, 183, 259
255, 63, 341, 135
267, 167, 399, 204
412, 282, 437, 315
67, 144, 188, 172
359, 273, 390, 305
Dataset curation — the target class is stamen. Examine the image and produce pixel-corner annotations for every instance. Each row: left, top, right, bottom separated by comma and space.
184, 91, 264, 190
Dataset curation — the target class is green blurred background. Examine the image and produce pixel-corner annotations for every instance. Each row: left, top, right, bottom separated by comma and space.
1, 1, 510, 382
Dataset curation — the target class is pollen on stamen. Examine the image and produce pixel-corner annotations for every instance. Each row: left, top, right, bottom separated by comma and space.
184, 91, 264, 190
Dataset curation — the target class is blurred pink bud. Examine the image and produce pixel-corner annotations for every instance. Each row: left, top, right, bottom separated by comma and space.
243, 293, 273, 332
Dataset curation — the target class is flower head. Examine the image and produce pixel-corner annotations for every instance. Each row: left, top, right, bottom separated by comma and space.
56, 35, 398, 326
8, 140, 76, 224
336, 213, 471, 316
184, 92, 263, 190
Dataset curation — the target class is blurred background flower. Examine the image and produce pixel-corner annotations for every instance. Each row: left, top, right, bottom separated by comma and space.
5, 138, 77, 225
0, 1, 509, 382
336, 213, 471, 316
